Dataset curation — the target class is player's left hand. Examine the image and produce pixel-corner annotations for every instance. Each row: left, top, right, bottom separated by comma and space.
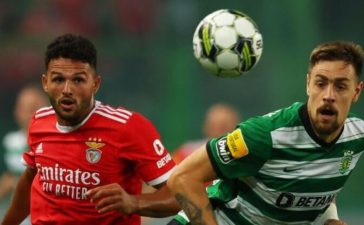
87, 183, 137, 214
324, 219, 347, 225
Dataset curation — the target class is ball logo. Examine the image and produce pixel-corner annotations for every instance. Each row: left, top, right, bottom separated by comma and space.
85, 137, 105, 164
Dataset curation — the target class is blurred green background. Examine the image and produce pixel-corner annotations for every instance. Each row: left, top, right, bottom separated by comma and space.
0, 0, 363, 223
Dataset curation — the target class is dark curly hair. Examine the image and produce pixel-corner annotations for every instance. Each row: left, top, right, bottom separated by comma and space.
45, 33, 97, 70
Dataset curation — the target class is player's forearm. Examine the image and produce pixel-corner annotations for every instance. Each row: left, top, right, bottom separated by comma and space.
167, 173, 217, 225
134, 184, 180, 217
1, 167, 35, 225
0, 173, 16, 200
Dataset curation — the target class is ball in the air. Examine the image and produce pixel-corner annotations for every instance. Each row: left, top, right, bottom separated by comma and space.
193, 9, 263, 77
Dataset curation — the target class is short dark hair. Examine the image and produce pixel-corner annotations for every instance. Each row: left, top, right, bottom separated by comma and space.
308, 41, 364, 78
45, 33, 97, 70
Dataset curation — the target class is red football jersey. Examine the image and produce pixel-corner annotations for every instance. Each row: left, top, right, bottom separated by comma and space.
23, 101, 176, 225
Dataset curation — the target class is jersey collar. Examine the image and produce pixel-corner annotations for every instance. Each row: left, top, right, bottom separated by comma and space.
56, 101, 101, 133
299, 103, 343, 148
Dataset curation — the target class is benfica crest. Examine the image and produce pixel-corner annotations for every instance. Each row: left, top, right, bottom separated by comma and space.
85, 138, 105, 164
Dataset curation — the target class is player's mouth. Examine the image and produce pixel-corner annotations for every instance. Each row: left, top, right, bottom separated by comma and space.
59, 98, 76, 111
317, 105, 337, 122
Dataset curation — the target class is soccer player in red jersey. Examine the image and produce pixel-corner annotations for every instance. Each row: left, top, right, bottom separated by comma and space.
1, 34, 179, 225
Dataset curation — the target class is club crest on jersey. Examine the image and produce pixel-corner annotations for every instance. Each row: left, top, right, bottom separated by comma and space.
85, 138, 105, 164
339, 150, 354, 174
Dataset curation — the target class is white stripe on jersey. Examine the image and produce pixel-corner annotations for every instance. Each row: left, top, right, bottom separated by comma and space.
94, 111, 128, 123
339, 117, 364, 142
146, 166, 176, 186
271, 126, 319, 149
103, 105, 132, 116
214, 208, 235, 225
239, 176, 341, 211
96, 105, 132, 121
271, 118, 364, 149
259, 152, 363, 179
35, 107, 55, 119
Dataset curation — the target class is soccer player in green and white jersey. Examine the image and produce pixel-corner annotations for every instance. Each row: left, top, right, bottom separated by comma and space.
167, 41, 364, 225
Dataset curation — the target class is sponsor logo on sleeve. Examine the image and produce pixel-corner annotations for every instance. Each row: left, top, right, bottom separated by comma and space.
153, 139, 165, 156
226, 129, 249, 159
216, 137, 233, 164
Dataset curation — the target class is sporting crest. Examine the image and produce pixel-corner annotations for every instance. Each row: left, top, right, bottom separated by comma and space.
339, 150, 354, 174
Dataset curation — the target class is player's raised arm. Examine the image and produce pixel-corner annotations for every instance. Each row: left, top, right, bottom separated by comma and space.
1, 167, 36, 225
167, 145, 218, 225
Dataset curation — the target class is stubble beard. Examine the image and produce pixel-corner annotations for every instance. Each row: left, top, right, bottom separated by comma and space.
312, 117, 340, 137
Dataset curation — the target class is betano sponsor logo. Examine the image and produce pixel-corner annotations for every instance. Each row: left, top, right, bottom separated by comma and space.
276, 192, 335, 209
157, 153, 172, 168
36, 163, 100, 200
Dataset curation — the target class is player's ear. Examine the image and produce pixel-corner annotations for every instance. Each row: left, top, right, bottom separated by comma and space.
306, 73, 310, 96
352, 80, 363, 103
93, 75, 101, 94
41, 74, 49, 92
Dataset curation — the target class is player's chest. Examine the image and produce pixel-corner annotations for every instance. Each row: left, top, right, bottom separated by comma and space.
30, 131, 129, 176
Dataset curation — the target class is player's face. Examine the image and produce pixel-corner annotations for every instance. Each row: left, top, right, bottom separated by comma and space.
42, 58, 101, 126
306, 60, 363, 142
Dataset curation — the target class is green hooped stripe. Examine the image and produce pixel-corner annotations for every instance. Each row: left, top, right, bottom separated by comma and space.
202, 25, 212, 56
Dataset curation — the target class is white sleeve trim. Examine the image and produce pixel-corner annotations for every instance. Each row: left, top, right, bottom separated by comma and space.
145, 166, 176, 186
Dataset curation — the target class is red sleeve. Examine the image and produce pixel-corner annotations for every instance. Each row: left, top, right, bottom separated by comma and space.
121, 112, 176, 186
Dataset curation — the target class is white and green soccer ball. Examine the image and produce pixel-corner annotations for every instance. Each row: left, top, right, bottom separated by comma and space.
193, 9, 263, 77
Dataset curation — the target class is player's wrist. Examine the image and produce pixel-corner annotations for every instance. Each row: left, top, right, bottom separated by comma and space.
126, 194, 139, 215
320, 203, 341, 225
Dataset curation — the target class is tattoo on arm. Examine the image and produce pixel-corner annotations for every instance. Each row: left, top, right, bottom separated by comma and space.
175, 193, 213, 225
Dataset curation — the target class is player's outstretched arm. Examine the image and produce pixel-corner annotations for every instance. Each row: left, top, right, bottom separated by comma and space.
1, 167, 36, 225
167, 145, 218, 225
87, 180, 180, 217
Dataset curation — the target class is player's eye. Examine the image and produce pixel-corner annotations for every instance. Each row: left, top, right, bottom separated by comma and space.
335, 83, 348, 90
52, 77, 64, 83
315, 80, 326, 88
73, 77, 85, 84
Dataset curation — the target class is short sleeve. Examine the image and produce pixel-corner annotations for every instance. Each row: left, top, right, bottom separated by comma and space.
207, 117, 273, 179
120, 112, 176, 186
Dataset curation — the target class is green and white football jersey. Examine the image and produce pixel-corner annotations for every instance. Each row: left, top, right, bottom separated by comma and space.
2, 129, 28, 175
171, 102, 364, 225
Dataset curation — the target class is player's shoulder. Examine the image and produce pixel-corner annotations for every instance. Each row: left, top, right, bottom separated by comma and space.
244, 102, 302, 129
33, 106, 56, 120
94, 102, 149, 125
94, 102, 133, 124
346, 113, 364, 133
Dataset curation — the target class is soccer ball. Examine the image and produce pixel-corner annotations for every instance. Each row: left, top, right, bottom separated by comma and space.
193, 9, 263, 77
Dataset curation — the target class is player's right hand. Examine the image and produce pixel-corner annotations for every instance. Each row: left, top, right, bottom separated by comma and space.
87, 183, 137, 215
